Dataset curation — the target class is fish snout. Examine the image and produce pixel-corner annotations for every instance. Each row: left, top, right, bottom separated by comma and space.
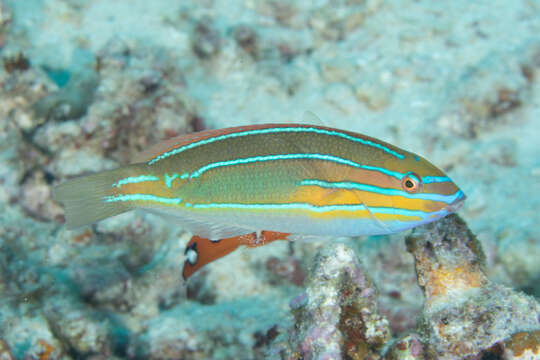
444, 190, 466, 213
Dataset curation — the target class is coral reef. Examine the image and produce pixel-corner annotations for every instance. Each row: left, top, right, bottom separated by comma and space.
500, 331, 540, 359
32, 67, 99, 122
273, 215, 540, 360
277, 244, 391, 359
126, 298, 290, 360
405, 215, 488, 308
0, 339, 14, 360
386, 334, 424, 360
398, 215, 540, 359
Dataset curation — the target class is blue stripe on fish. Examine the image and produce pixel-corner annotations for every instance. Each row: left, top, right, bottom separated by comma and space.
164, 172, 190, 188
422, 176, 452, 183
189, 153, 407, 180
112, 175, 160, 188
191, 153, 361, 178
148, 126, 405, 165
103, 194, 182, 205
300, 179, 463, 204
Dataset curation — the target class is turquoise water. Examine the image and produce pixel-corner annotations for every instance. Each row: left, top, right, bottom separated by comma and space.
0, 0, 539, 358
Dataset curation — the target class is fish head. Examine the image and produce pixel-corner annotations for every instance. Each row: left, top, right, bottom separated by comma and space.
385, 153, 466, 232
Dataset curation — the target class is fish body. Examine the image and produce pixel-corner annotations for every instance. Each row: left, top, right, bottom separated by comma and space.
53, 124, 465, 279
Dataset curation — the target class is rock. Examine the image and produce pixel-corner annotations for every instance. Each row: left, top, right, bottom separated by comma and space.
404, 214, 540, 359
283, 243, 391, 360
0, 339, 14, 360
436, 43, 540, 139
44, 296, 114, 356
19, 170, 64, 222
3, 52, 30, 73
501, 330, 540, 359
405, 214, 488, 308
191, 20, 221, 59
32, 69, 99, 122
385, 334, 424, 360
127, 298, 288, 360
233, 25, 259, 59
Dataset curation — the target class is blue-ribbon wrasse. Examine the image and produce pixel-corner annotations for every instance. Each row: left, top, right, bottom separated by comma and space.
53, 123, 466, 279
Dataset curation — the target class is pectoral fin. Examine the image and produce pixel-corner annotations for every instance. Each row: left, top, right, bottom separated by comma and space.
243, 231, 290, 248
182, 235, 244, 280
182, 231, 291, 280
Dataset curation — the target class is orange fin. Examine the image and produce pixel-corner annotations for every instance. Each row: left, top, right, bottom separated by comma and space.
182, 235, 245, 280
182, 231, 291, 280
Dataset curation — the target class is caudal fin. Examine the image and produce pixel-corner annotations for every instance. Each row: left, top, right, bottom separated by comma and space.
53, 168, 132, 229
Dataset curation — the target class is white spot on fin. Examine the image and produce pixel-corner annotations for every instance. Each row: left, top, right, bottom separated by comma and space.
186, 248, 198, 265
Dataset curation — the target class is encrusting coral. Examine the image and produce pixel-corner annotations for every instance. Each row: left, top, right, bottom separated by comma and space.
273, 215, 540, 360
400, 214, 540, 359
279, 243, 391, 360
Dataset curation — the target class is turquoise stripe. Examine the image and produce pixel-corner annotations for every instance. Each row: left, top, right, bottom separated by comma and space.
164, 172, 189, 188
422, 176, 452, 183
148, 126, 404, 165
188, 152, 455, 185
188, 201, 428, 219
164, 173, 178, 188
189, 153, 405, 180
103, 194, 182, 205
191, 153, 361, 178
112, 175, 160, 188
300, 179, 461, 204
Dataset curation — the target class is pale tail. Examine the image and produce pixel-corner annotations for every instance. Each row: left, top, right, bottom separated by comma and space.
53, 168, 131, 229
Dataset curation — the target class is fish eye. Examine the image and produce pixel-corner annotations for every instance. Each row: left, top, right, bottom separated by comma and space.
401, 172, 422, 193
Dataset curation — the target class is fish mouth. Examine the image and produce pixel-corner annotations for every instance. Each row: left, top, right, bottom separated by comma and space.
444, 190, 466, 213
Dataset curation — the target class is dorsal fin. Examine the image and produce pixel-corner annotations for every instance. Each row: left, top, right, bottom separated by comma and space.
132, 134, 198, 163
132, 124, 298, 164
302, 110, 327, 127
132, 131, 222, 164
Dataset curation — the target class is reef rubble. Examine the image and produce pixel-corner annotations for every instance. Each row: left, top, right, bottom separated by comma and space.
280, 243, 391, 359
404, 215, 540, 359
273, 215, 540, 360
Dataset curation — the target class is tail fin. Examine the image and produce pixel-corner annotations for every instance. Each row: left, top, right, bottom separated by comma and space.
53, 168, 132, 229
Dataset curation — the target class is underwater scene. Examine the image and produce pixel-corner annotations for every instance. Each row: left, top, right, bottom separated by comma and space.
0, 0, 539, 359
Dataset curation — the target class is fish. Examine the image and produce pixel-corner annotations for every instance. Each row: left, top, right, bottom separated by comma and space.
53, 123, 466, 280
